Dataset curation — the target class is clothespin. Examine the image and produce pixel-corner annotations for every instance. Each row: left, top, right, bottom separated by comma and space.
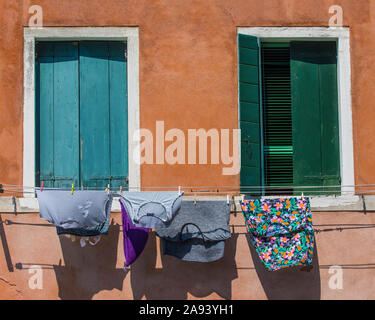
119, 185, 123, 194
178, 186, 181, 195
40, 181, 44, 192
227, 195, 230, 205
12, 197, 17, 216
107, 184, 110, 194
301, 191, 304, 200
194, 194, 197, 205
71, 184, 74, 195
232, 195, 237, 217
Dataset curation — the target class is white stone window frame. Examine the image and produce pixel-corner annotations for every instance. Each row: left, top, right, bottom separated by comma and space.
23, 27, 141, 205
238, 27, 356, 206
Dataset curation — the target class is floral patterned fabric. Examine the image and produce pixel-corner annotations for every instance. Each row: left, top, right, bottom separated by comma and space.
240, 197, 315, 271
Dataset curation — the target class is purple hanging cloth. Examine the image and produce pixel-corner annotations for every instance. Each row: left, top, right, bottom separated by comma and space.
120, 200, 150, 267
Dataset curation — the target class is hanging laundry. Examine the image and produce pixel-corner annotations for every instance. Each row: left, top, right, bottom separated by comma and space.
240, 197, 315, 271
36, 190, 113, 229
120, 200, 149, 267
119, 191, 183, 229
56, 215, 111, 237
155, 200, 232, 262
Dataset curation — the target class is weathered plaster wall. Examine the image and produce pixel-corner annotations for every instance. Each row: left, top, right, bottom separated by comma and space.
1, 208, 375, 300
0, 0, 375, 299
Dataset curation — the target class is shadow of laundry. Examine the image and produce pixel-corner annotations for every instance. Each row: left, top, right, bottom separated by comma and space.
246, 233, 321, 300
53, 220, 126, 300
130, 231, 238, 300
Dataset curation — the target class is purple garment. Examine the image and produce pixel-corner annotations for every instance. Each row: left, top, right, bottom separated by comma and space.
120, 200, 149, 267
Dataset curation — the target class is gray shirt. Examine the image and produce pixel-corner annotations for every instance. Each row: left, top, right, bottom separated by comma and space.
119, 191, 183, 229
37, 190, 113, 229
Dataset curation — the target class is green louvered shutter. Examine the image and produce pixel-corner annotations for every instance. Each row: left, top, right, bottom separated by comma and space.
291, 41, 341, 195
238, 34, 263, 194
261, 43, 293, 192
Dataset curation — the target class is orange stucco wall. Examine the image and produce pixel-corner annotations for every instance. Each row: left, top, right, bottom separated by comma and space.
0, 0, 375, 299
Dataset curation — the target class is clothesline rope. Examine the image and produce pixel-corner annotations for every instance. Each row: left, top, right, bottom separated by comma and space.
2, 188, 375, 195
2, 183, 375, 190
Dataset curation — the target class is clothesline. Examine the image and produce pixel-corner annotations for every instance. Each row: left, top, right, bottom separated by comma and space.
1, 182, 375, 200
1, 189, 370, 194
2, 189, 375, 197
3, 182, 375, 189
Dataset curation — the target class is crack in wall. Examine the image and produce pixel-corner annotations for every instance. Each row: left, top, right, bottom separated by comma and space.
0, 275, 24, 298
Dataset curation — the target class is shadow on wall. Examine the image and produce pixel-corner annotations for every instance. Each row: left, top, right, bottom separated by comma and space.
54, 220, 126, 300
246, 234, 321, 300
52, 222, 320, 299
130, 232, 239, 300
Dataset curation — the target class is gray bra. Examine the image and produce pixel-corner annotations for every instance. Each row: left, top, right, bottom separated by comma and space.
119, 191, 184, 229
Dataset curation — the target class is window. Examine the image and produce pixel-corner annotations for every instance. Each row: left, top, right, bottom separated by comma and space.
239, 34, 341, 195
35, 41, 128, 189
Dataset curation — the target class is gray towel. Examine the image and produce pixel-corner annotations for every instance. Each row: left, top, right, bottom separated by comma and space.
155, 200, 231, 262
36, 190, 113, 229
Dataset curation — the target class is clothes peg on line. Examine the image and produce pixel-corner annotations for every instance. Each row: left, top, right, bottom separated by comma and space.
194, 194, 197, 205
227, 195, 230, 205
40, 181, 44, 192
301, 192, 304, 200
119, 185, 123, 194
178, 186, 181, 195
106, 184, 110, 194
71, 184, 74, 195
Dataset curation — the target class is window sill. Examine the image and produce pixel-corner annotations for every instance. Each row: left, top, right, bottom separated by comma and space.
0, 194, 369, 213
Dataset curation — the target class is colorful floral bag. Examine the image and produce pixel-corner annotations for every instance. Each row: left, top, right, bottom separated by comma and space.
240, 197, 315, 271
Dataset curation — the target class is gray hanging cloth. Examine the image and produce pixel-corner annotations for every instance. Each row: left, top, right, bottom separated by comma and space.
36, 190, 113, 229
119, 191, 184, 229
155, 200, 232, 262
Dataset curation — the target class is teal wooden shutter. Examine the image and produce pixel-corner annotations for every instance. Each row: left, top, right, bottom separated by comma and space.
238, 34, 263, 194
37, 41, 128, 190
36, 42, 79, 188
108, 42, 129, 188
79, 42, 128, 189
261, 43, 293, 190
291, 41, 340, 194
